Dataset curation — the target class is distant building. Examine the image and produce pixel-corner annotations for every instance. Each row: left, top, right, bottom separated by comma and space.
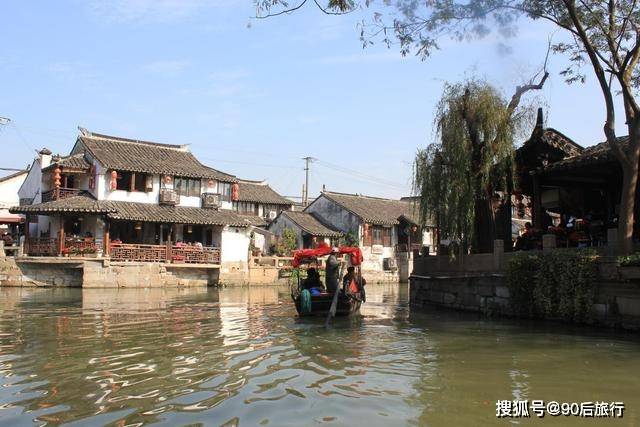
234, 179, 293, 222
269, 190, 438, 281
0, 168, 29, 234
268, 210, 343, 249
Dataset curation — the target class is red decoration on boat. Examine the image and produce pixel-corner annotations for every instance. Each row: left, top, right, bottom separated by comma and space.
231, 183, 239, 201
110, 170, 118, 191
292, 243, 363, 267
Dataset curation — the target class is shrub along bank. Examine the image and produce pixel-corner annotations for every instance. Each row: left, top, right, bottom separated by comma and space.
507, 249, 599, 323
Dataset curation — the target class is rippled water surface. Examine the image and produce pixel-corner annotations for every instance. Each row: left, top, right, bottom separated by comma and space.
0, 284, 639, 426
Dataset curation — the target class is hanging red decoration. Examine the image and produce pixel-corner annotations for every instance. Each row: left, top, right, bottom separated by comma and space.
208, 179, 215, 188
110, 170, 118, 191
53, 167, 62, 188
164, 175, 172, 185
411, 225, 418, 233
231, 183, 239, 201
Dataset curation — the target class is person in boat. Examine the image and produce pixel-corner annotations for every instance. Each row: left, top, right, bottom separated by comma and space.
301, 267, 323, 291
325, 248, 340, 293
343, 266, 366, 302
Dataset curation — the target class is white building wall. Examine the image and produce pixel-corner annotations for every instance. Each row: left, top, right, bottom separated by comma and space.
17, 160, 41, 206
221, 226, 250, 263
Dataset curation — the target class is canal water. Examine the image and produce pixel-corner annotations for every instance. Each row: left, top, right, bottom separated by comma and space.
0, 283, 639, 426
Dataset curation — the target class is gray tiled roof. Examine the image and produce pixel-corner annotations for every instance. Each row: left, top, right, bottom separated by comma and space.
104, 201, 251, 226
43, 153, 91, 172
11, 194, 253, 227
539, 136, 625, 174
78, 133, 237, 182
10, 193, 115, 214
237, 181, 292, 205
319, 192, 420, 226
281, 211, 343, 237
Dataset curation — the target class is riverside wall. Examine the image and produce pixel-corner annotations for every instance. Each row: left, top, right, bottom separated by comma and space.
410, 247, 640, 330
0, 257, 284, 288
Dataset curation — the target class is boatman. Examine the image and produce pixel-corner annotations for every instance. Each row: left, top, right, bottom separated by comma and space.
325, 247, 340, 293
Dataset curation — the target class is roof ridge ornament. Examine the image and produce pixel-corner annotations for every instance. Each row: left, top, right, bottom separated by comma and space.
77, 126, 91, 137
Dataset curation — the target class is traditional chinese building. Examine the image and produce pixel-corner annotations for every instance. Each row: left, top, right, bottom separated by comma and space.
268, 210, 343, 249
10, 129, 287, 284
275, 191, 437, 281
515, 109, 625, 245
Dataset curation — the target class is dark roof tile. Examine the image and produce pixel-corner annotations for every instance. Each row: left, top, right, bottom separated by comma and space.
280, 211, 343, 237
237, 181, 291, 205
78, 134, 237, 182
318, 192, 421, 226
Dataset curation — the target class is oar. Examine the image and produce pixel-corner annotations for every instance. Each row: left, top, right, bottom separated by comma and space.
325, 259, 344, 328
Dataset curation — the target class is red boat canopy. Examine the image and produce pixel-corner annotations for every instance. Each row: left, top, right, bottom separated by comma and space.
292, 243, 363, 267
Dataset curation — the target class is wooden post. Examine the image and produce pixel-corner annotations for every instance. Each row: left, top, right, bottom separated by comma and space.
58, 224, 65, 256
103, 219, 110, 256
0, 240, 5, 258
166, 239, 172, 263
24, 215, 30, 256
532, 173, 542, 229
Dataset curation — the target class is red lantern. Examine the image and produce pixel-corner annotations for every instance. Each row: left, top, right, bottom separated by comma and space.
208, 179, 215, 188
110, 170, 118, 191
164, 175, 172, 185
411, 225, 418, 233
231, 183, 239, 201
53, 167, 61, 188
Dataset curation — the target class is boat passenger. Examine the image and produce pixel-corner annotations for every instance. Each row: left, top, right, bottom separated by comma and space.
325, 248, 340, 293
301, 267, 322, 291
343, 266, 365, 293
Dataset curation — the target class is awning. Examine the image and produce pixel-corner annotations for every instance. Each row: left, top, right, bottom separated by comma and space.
0, 213, 24, 224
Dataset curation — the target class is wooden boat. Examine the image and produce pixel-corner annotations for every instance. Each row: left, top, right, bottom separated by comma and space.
290, 244, 365, 318
293, 290, 362, 317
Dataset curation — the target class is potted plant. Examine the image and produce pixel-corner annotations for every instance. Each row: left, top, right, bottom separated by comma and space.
618, 253, 640, 280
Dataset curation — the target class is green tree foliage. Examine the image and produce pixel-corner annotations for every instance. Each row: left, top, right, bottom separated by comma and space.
507, 250, 598, 322
413, 79, 532, 252
275, 228, 298, 256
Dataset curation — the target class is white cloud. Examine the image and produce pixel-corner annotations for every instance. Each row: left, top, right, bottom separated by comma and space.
142, 60, 191, 77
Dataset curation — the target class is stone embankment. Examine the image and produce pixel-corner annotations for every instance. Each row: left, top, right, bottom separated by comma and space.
410, 242, 640, 330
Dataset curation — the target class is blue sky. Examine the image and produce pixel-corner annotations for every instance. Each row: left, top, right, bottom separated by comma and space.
0, 0, 625, 200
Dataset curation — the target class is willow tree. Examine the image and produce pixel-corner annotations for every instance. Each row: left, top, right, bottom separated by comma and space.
255, 0, 640, 254
414, 79, 540, 253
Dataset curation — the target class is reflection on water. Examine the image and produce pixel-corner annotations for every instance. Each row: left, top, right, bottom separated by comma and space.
0, 284, 639, 426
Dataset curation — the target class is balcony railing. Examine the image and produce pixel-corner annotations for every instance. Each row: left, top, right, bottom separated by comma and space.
110, 243, 168, 262
27, 238, 58, 256
110, 243, 220, 264
171, 246, 220, 264
41, 187, 82, 203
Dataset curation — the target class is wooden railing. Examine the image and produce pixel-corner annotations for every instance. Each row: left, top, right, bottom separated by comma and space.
171, 246, 221, 264
27, 238, 58, 256
396, 243, 423, 253
110, 243, 221, 264
110, 243, 168, 262
41, 187, 82, 203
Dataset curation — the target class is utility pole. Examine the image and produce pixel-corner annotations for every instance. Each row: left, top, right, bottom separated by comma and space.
302, 156, 316, 207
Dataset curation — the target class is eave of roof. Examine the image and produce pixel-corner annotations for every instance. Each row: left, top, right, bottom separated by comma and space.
78, 134, 238, 182
0, 169, 28, 183
281, 211, 343, 237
